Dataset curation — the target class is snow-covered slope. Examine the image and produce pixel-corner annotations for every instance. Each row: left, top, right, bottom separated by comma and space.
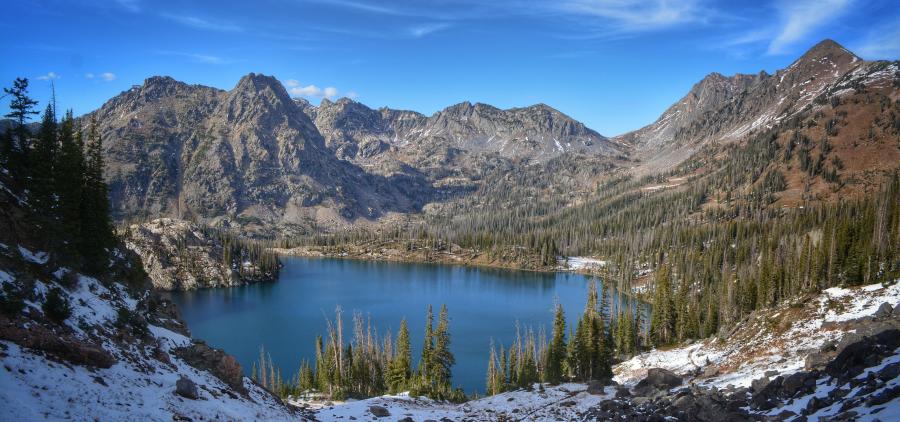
0, 248, 303, 420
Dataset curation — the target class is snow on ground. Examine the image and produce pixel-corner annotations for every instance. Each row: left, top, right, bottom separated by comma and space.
306, 383, 612, 422
615, 281, 900, 389
562, 256, 608, 270
1, 265, 300, 422
17, 245, 48, 264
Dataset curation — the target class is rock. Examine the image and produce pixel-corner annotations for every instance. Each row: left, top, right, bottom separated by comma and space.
397, 417, 414, 422
125, 219, 278, 291
673, 395, 695, 410
878, 362, 900, 381
175, 376, 199, 400
826, 327, 900, 379
893, 303, 900, 315
634, 368, 683, 395
874, 302, 893, 318
764, 370, 779, 378
782, 372, 809, 397
615, 387, 631, 398
587, 380, 606, 395
805, 352, 831, 370
174, 342, 245, 393
368, 405, 390, 418
702, 365, 719, 377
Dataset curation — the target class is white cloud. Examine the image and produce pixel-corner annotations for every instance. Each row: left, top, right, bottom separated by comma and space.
85, 73, 95, 79
345, 91, 359, 99
101, 72, 117, 81
290, 84, 323, 97
408, 22, 452, 38
767, 0, 851, 54
36, 72, 59, 81
160, 13, 242, 32
288, 83, 349, 100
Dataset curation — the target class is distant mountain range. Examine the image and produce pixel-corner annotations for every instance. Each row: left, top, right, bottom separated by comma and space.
83, 39, 899, 232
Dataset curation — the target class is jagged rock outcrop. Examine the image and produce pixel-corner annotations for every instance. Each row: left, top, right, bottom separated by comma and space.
123, 218, 270, 290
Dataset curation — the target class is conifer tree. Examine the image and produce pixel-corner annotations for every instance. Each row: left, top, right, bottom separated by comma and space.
55, 112, 84, 255
387, 318, 412, 393
545, 302, 567, 384
649, 265, 676, 346
419, 305, 434, 382
431, 304, 455, 389
80, 117, 114, 274
3, 78, 38, 187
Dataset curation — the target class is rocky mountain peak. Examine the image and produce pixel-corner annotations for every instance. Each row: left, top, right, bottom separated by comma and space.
797, 39, 860, 64
135, 75, 194, 102
222, 73, 298, 124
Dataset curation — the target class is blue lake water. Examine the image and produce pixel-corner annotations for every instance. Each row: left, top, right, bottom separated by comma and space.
167, 257, 640, 394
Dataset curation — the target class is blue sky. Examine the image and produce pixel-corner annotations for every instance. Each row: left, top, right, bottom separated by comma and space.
2, 0, 898, 135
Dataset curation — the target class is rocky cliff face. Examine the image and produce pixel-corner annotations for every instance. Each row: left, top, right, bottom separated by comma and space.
123, 218, 274, 291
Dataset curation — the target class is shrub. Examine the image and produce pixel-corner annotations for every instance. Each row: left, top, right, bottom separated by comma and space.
0, 284, 26, 316
115, 306, 149, 338
43, 287, 72, 323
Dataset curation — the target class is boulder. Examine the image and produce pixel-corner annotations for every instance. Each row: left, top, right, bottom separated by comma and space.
702, 365, 720, 378
175, 376, 199, 400
587, 380, 606, 395
781, 371, 812, 397
826, 327, 900, 379
874, 302, 893, 318
805, 352, 831, 370
368, 405, 390, 418
634, 368, 683, 395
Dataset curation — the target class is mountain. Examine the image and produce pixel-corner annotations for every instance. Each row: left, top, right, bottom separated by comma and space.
91, 73, 434, 232
301, 98, 618, 166
92, 74, 623, 232
617, 39, 895, 173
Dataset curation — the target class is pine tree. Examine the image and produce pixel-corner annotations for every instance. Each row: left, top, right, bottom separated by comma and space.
419, 305, 434, 382
649, 265, 676, 346
55, 112, 84, 256
387, 318, 412, 393
80, 117, 114, 274
545, 302, 567, 384
31, 104, 58, 227
3, 78, 38, 187
431, 304, 455, 388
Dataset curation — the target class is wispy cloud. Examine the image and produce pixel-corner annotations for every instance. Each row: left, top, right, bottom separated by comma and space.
557, 0, 709, 33
36, 72, 60, 81
157, 51, 230, 65
160, 13, 242, 32
767, 0, 851, 54
851, 22, 900, 59
115, 0, 141, 13
408, 22, 452, 38
304, 0, 405, 16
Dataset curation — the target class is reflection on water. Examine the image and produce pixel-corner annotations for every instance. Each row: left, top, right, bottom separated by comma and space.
167, 257, 647, 394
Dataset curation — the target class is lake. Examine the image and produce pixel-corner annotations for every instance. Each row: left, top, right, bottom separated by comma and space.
167, 257, 642, 394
